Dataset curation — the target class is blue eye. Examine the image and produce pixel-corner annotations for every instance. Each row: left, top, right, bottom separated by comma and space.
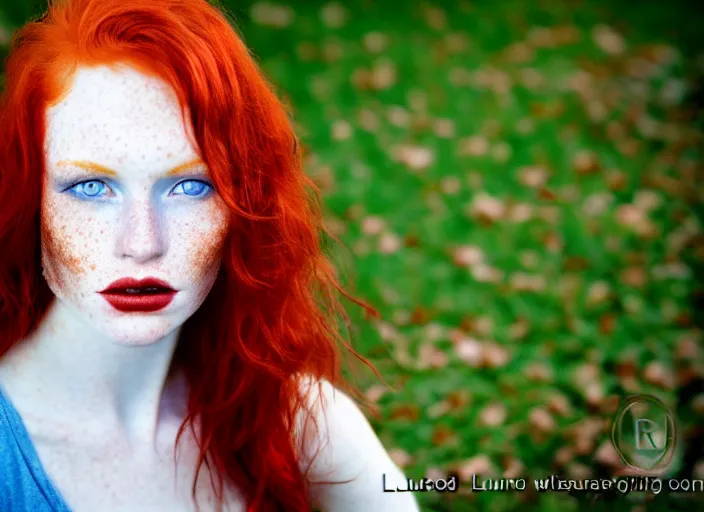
67, 180, 111, 198
171, 179, 213, 197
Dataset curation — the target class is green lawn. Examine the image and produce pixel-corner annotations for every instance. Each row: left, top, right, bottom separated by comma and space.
2, 1, 703, 511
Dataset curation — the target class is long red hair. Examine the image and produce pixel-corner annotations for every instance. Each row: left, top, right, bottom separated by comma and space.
0, 0, 377, 510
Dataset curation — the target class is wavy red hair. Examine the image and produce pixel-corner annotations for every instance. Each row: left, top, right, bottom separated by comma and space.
0, 0, 377, 510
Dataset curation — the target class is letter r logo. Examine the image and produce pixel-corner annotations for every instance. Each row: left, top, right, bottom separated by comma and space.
612, 394, 676, 472
634, 418, 659, 450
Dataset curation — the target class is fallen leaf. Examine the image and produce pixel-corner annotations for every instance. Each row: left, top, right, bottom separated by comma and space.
600, 394, 621, 414
440, 176, 462, 195
471, 264, 504, 283
432, 424, 459, 446
447, 389, 471, 411
586, 280, 611, 306
388, 448, 413, 468
592, 24, 626, 55
331, 120, 353, 141
322, 40, 344, 63
572, 150, 600, 174
529, 407, 556, 433
250, 2, 295, 28
433, 118, 456, 138
474, 316, 494, 336
458, 135, 490, 157
479, 402, 508, 427
427, 401, 451, 419
491, 141, 512, 162
581, 192, 614, 217
518, 250, 540, 269
357, 108, 380, 131
386, 105, 411, 127
508, 318, 531, 340
508, 272, 547, 292
584, 382, 605, 407
554, 446, 573, 466
570, 418, 604, 455
502, 457, 525, 479
599, 314, 616, 335
692, 394, 704, 415
320, 2, 347, 28
504, 42, 534, 63
574, 362, 600, 386
547, 393, 572, 417
423, 6, 447, 30
416, 342, 449, 369
527, 26, 556, 48
518, 165, 549, 188
524, 362, 553, 382
365, 384, 388, 403
423, 323, 444, 342
378, 232, 403, 254
362, 32, 388, 53
455, 337, 483, 367
361, 215, 386, 235
516, 118, 536, 134
370, 60, 397, 90
296, 41, 317, 61
457, 454, 495, 482
452, 245, 484, 267
643, 361, 676, 390
467, 193, 506, 223
566, 462, 592, 480
482, 342, 511, 368
506, 202, 534, 223
675, 336, 700, 360
620, 266, 647, 288
391, 144, 435, 171
390, 403, 421, 421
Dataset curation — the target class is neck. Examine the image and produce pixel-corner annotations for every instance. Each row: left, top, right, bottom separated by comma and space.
0, 299, 184, 447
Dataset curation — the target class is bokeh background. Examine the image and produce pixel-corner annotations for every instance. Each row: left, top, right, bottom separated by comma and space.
1, 1, 703, 511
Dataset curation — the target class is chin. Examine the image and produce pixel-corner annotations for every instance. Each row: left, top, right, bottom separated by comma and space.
102, 317, 182, 347
91, 291, 200, 346
85, 307, 185, 347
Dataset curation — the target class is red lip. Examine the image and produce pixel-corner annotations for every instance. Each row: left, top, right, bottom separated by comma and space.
99, 277, 176, 313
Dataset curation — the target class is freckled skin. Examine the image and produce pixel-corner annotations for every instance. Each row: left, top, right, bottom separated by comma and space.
42, 64, 230, 346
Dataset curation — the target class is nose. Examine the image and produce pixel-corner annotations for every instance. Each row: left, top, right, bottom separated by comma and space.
115, 197, 165, 263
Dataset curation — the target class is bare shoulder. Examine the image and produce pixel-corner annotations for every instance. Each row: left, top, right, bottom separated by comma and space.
295, 377, 419, 512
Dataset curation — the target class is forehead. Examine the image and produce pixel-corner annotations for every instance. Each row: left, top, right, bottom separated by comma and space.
44, 65, 197, 170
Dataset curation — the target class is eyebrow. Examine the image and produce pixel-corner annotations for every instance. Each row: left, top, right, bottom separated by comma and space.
55, 158, 206, 177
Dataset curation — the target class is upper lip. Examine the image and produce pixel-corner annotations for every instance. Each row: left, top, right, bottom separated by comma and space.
99, 277, 176, 294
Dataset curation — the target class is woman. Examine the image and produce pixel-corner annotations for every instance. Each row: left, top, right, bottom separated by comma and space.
0, 0, 418, 510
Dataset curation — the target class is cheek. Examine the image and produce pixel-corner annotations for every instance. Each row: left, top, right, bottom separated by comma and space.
171, 200, 229, 283
40, 193, 107, 289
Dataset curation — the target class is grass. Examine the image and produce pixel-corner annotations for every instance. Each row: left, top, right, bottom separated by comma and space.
1, 1, 703, 511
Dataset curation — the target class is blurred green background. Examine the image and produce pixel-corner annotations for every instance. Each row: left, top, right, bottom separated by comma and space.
1, 1, 703, 511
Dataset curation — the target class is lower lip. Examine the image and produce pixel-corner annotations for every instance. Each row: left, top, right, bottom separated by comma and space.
100, 292, 176, 312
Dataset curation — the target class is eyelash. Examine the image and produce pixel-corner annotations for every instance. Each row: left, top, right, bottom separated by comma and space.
64, 179, 214, 199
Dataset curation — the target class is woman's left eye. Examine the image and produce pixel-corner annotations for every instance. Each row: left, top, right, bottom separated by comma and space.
171, 180, 213, 197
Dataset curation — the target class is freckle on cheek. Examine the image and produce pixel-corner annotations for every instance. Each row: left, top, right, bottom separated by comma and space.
193, 226, 228, 274
40, 220, 66, 289
187, 207, 229, 280
41, 209, 89, 282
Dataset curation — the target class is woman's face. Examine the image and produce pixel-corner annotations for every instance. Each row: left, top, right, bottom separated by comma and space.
41, 64, 230, 345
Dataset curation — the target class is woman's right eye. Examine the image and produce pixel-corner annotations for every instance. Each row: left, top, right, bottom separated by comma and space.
66, 180, 112, 199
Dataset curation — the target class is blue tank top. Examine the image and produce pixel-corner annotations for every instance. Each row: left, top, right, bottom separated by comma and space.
0, 386, 72, 511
